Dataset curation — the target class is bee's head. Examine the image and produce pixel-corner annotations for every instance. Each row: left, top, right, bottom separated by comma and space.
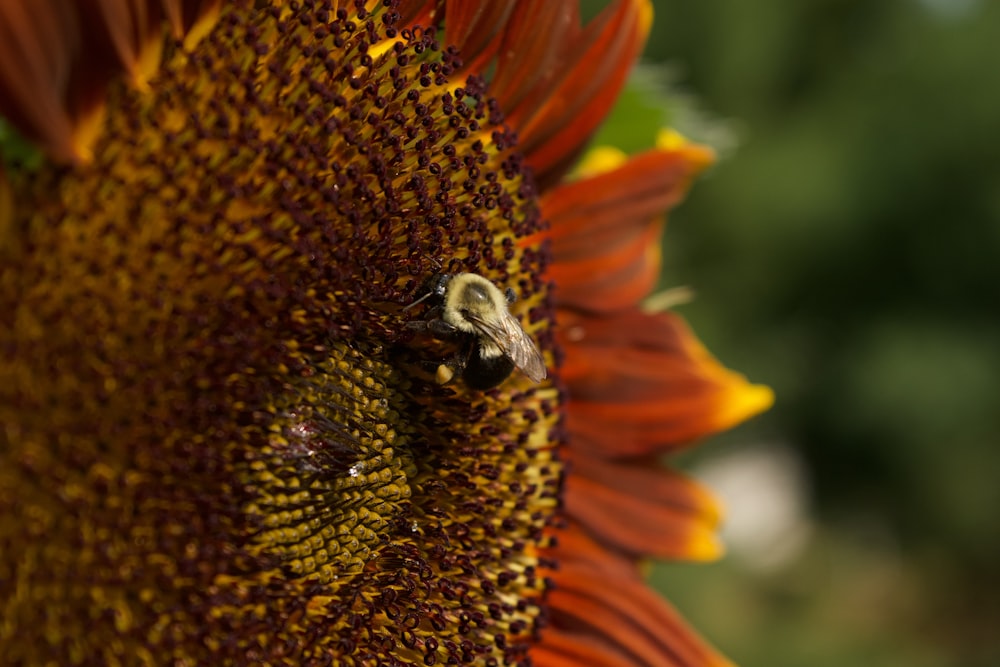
441, 273, 508, 330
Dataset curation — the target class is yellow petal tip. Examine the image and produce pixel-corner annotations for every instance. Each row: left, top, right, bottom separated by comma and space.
656, 128, 688, 150
575, 145, 629, 178
636, 0, 654, 39
686, 528, 726, 562
716, 381, 775, 433
657, 127, 717, 172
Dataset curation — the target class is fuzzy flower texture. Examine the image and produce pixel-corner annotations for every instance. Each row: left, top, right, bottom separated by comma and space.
0, 2, 772, 666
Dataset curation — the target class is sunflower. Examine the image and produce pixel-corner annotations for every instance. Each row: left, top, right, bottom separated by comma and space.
0, 1, 771, 665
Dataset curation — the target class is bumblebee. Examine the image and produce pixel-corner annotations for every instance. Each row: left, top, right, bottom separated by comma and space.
405, 273, 547, 390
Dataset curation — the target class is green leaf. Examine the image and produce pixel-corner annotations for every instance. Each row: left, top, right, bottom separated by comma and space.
594, 62, 737, 157
591, 63, 675, 154
0, 118, 44, 171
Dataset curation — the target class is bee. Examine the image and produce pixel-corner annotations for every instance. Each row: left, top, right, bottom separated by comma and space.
405, 273, 547, 390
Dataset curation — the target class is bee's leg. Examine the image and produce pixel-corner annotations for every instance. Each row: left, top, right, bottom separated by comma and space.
405, 319, 432, 333
504, 287, 516, 305
435, 344, 471, 385
407, 318, 461, 341
404, 304, 443, 328
428, 319, 460, 338
406, 318, 467, 384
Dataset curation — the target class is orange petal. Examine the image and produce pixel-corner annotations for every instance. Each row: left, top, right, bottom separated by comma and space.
565, 452, 724, 561
543, 558, 734, 667
558, 309, 773, 456
494, 0, 652, 186
543, 144, 714, 312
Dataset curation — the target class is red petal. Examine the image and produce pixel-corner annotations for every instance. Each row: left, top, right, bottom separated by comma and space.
396, 0, 439, 27
441, 0, 518, 75
487, 1, 580, 112
559, 309, 773, 456
538, 526, 734, 667
0, 0, 219, 163
532, 630, 641, 667
543, 145, 714, 312
544, 146, 715, 248
0, 1, 94, 163
493, 0, 652, 186
565, 452, 723, 561
546, 567, 734, 667
161, 1, 222, 45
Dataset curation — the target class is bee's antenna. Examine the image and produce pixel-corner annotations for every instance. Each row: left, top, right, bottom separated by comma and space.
403, 290, 435, 311
403, 257, 451, 311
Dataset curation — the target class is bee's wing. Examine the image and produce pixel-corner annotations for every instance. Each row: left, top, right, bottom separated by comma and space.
468, 310, 547, 383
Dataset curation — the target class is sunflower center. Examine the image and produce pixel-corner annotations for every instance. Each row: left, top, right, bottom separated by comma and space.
2, 1, 561, 664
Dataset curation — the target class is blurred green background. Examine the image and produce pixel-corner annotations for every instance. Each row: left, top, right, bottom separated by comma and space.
602, 0, 1000, 665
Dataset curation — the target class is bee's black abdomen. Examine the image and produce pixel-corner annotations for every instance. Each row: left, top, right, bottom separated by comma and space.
463, 352, 516, 390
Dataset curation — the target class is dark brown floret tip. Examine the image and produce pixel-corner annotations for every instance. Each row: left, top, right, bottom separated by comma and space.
62, 1, 545, 340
